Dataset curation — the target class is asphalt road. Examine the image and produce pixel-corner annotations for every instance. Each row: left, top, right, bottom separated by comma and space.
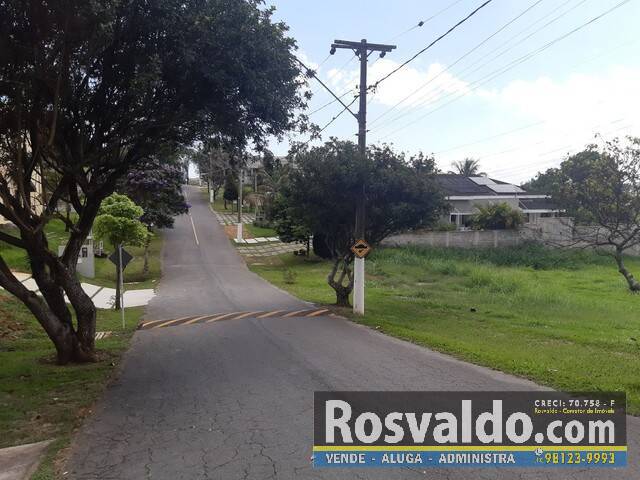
67, 185, 637, 480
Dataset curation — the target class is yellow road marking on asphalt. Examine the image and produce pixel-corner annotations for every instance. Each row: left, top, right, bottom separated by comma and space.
256, 310, 285, 318
231, 311, 261, 320
282, 309, 311, 318
155, 317, 197, 328
140, 315, 196, 329
205, 312, 241, 323
306, 309, 329, 317
182, 314, 215, 326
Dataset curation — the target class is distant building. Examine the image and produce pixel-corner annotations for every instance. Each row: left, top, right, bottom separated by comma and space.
435, 174, 560, 229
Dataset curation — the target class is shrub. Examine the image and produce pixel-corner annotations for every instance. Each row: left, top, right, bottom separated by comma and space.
472, 202, 523, 230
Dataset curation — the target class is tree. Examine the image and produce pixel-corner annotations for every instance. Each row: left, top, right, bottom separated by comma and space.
552, 137, 640, 292
271, 194, 311, 253
521, 167, 562, 193
450, 158, 484, 176
190, 145, 233, 201
93, 194, 148, 309
121, 148, 188, 273
0, 0, 307, 363
223, 174, 239, 210
277, 140, 446, 306
472, 203, 524, 230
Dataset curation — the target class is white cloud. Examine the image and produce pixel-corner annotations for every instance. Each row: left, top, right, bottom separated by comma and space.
443, 66, 640, 183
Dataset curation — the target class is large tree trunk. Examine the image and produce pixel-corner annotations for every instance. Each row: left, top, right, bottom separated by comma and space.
0, 256, 96, 364
327, 256, 354, 307
614, 249, 640, 292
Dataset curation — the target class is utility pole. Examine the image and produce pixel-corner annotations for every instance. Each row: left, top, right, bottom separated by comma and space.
330, 39, 395, 315
237, 165, 243, 242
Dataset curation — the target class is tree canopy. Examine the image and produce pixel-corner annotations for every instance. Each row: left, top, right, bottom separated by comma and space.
551, 137, 640, 291
122, 151, 188, 230
0, 0, 308, 363
276, 140, 446, 305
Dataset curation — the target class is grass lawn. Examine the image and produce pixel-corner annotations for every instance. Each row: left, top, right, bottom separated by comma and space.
210, 196, 236, 213
0, 220, 162, 289
250, 244, 640, 413
244, 223, 277, 239
86, 234, 162, 289
0, 292, 142, 477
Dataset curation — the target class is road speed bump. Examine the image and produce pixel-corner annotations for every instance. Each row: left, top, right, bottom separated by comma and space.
139, 308, 333, 330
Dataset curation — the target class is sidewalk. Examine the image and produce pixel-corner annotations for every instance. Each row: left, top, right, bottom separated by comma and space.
8, 272, 155, 309
0, 440, 51, 480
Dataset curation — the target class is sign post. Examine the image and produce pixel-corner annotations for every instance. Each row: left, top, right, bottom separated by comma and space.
108, 246, 133, 328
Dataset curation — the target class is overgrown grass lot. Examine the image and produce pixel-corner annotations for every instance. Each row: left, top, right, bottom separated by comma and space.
0, 220, 162, 288
250, 244, 640, 413
0, 293, 142, 449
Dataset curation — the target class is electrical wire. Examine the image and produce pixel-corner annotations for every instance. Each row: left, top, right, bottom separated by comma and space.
373, 0, 633, 141
368, 0, 495, 92
369, 0, 546, 128
389, 0, 466, 41
370, 0, 585, 132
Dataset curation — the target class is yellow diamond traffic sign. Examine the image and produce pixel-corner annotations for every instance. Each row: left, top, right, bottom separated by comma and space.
351, 239, 371, 259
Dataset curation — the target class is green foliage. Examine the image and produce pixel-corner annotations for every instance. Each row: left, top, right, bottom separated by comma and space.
433, 221, 457, 232
521, 167, 562, 193
121, 149, 188, 229
553, 139, 640, 228
93, 194, 147, 248
472, 202, 524, 230
223, 174, 239, 202
282, 269, 297, 284
271, 195, 312, 244
549, 137, 640, 291
375, 243, 612, 270
276, 140, 446, 259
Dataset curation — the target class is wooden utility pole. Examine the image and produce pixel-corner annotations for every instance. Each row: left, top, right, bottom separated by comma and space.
330, 39, 395, 315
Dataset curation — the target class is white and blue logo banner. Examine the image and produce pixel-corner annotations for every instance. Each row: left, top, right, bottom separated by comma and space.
313, 391, 626, 468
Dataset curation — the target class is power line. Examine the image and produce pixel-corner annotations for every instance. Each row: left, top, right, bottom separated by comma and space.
434, 85, 636, 155
374, 0, 633, 141
485, 120, 633, 177
369, 0, 545, 128
293, 56, 358, 119
368, 0, 495, 92
370, 0, 585, 132
317, 96, 360, 134
308, 88, 357, 116
389, 0, 466, 41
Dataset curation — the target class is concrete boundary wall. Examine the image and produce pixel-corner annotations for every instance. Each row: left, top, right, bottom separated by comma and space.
381, 218, 640, 256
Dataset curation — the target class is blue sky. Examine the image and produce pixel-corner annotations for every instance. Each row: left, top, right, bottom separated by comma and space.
267, 0, 640, 184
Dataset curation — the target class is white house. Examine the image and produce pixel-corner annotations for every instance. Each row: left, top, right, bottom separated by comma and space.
435, 174, 560, 229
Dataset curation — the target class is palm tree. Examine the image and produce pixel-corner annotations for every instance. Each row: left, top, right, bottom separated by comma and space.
450, 158, 483, 176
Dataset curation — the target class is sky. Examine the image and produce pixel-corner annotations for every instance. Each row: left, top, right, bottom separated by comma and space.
266, 0, 640, 184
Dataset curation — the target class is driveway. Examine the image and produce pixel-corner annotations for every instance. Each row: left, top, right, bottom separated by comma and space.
66, 185, 637, 479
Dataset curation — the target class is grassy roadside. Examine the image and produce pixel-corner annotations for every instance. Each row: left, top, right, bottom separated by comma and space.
0, 220, 162, 289
84, 234, 162, 289
249, 245, 640, 413
0, 294, 142, 477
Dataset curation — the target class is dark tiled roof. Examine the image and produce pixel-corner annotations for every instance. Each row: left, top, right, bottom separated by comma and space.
434, 174, 496, 196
